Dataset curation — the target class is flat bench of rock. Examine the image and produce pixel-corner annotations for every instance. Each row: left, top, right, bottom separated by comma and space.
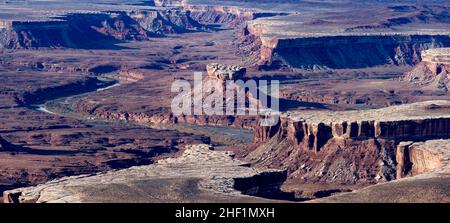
254, 100, 450, 152
3, 144, 286, 203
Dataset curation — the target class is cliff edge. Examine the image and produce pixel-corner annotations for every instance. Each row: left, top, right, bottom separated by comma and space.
248, 100, 450, 198
3, 144, 287, 203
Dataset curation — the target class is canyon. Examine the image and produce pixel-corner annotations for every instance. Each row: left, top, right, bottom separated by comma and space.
1, 0, 450, 203
3, 144, 288, 203
0, 10, 207, 49
242, 4, 450, 71
249, 101, 450, 199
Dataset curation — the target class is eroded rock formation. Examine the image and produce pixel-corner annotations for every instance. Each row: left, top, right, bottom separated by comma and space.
74, 61, 258, 129
396, 140, 450, 179
254, 100, 450, 151
0, 9, 206, 49
239, 5, 450, 70
404, 48, 450, 93
0, 1, 285, 49
244, 28, 450, 70
312, 139, 450, 203
117, 69, 146, 83
3, 144, 287, 203
249, 101, 450, 188
206, 63, 246, 81
129, 9, 205, 35
185, 5, 284, 26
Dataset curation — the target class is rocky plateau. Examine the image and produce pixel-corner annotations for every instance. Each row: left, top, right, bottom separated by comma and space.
249, 101, 450, 199
3, 144, 287, 203
1, 0, 450, 203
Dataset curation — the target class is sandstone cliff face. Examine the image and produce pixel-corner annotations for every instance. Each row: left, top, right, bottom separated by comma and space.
0, 2, 285, 49
313, 139, 450, 203
0, 14, 144, 49
404, 48, 450, 93
184, 5, 285, 27
255, 101, 450, 152
75, 98, 257, 129
237, 4, 450, 70
0, 9, 205, 49
396, 140, 450, 178
242, 28, 450, 70
252, 137, 399, 186
186, 5, 255, 26
249, 101, 450, 186
129, 9, 205, 35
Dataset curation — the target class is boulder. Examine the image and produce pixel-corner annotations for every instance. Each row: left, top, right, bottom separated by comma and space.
206, 63, 246, 81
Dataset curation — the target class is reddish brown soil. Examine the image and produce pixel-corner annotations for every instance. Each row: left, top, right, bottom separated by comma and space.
279, 73, 450, 108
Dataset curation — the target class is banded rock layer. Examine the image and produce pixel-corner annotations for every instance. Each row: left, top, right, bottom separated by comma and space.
245, 26, 450, 70
404, 48, 450, 93
0, 9, 205, 49
249, 101, 450, 187
255, 100, 450, 152
313, 139, 450, 203
241, 5, 450, 70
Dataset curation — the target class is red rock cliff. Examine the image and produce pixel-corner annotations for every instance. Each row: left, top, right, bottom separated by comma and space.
254, 101, 450, 152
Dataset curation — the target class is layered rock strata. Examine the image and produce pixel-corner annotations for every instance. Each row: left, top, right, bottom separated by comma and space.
249, 101, 450, 187
0, 1, 284, 49
313, 139, 450, 203
75, 62, 258, 129
240, 5, 450, 70
3, 144, 286, 203
404, 48, 450, 93
254, 100, 450, 152
0, 9, 205, 49
185, 5, 284, 26
396, 140, 450, 179
246, 29, 450, 70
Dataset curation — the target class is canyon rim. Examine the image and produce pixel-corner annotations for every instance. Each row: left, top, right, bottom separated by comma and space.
0, 0, 449, 215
